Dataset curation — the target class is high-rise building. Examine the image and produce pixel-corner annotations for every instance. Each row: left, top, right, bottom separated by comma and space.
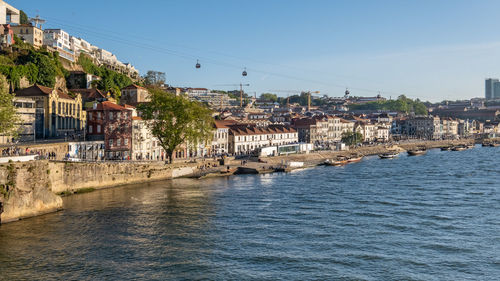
485, 78, 499, 100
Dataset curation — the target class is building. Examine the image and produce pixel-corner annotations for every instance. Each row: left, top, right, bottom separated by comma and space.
15, 85, 85, 138
404, 116, 442, 140
67, 141, 105, 161
131, 116, 165, 161
0, 23, 13, 46
0, 1, 19, 25
11, 24, 43, 48
441, 117, 459, 139
0, 98, 35, 144
228, 125, 298, 155
486, 78, 500, 100
43, 29, 75, 62
211, 120, 236, 155
120, 84, 150, 106
86, 101, 132, 160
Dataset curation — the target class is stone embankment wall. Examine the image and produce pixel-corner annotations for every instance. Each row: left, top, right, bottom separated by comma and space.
0, 160, 202, 223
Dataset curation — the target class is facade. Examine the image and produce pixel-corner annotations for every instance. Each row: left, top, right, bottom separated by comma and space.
485, 78, 500, 100
131, 116, 165, 161
67, 141, 105, 161
11, 24, 43, 48
354, 122, 376, 142
441, 117, 459, 139
228, 125, 298, 154
0, 98, 35, 144
15, 85, 85, 138
0, 1, 19, 25
86, 101, 132, 160
404, 116, 442, 139
0, 23, 13, 45
43, 29, 75, 62
120, 84, 150, 106
211, 120, 236, 155
292, 116, 343, 145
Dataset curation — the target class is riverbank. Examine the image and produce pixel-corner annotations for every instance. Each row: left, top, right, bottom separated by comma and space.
0, 139, 481, 224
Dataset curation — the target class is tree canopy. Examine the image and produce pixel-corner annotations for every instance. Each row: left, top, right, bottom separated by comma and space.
341, 131, 363, 146
0, 75, 19, 138
143, 70, 166, 87
20, 10, 29, 25
138, 88, 213, 163
348, 95, 428, 115
259, 93, 278, 102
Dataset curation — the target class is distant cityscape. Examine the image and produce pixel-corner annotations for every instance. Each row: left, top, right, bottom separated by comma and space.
0, 0, 500, 162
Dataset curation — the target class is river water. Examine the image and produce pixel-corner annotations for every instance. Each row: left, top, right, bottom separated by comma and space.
0, 146, 499, 280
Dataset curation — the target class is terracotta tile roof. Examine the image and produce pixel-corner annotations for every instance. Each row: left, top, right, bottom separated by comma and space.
121, 84, 147, 90
16, 85, 74, 100
229, 125, 296, 136
69, 88, 106, 101
214, 120, 237, 129
89, 101, 128, 111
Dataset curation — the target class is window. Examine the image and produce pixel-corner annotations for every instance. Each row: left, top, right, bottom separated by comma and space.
89, 126, 93, 133
97, 112, 101, 119
109, 112, 113, 120
109, 139, 113, 147
117, 139, 121, 146
124, 139, 128, 146
117, 112, 121, 119
97, 125, 101, 133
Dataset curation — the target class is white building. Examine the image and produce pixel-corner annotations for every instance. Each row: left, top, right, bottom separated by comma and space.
211, 120, 235, 155
43, 29, 75, 61
229, 125, 298, 154
0, 0, 19, 25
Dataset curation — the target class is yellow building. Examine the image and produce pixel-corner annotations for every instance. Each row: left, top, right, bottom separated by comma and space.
15, 85, 86, 138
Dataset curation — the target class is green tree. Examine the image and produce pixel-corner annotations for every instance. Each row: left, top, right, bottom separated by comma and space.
20, 10, 29, 25
138, 88, 213, 163
143, 70, 166, 87
0, 75, 19, 138
259, 93, 278, 102
341, 131, 363, 146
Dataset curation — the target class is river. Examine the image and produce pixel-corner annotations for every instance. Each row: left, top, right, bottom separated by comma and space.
0, 146, 499, 280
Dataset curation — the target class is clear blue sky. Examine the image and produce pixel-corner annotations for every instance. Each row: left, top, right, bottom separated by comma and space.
11, 0, 500, 101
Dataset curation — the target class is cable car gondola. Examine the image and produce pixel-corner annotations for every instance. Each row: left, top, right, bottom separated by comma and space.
195, 59, 201, 69
242, 67, 247, 77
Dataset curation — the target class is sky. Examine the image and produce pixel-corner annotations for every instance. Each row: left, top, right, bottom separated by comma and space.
10, 0, 500, 102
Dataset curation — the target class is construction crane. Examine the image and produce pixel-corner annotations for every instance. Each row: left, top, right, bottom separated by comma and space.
271, 90, 320, 111
214, 83, 250, 108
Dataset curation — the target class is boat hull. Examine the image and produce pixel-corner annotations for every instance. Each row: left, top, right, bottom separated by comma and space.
407, 150, 427, 156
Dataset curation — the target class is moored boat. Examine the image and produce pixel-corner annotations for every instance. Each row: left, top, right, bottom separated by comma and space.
407, 147, 427, 156
379, 152, 399, 159
440, 146, 452, 151
347, 154, 363, 163
325, 156, 349, 166
490, 143, 500, 147
451, 145, 467, 151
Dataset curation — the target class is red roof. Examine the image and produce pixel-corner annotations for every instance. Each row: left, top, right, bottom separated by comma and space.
15, 85, 74, 100
214, 120, 237, 129
121, 84, 147, 90
89, 101, 128, 111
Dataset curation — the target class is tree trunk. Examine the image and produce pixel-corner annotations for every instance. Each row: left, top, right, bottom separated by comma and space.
167, 150, 173, 164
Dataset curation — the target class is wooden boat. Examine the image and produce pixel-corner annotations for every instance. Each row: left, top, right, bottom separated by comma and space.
347, 155, 363, 163
467, 144, 475, 149
379, 152, 399, 159
440, 146, 452, 151
490, 143, 500, 147
325, 156, 348, 166
451, 145, 467, 151
407, 148, 427, 156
